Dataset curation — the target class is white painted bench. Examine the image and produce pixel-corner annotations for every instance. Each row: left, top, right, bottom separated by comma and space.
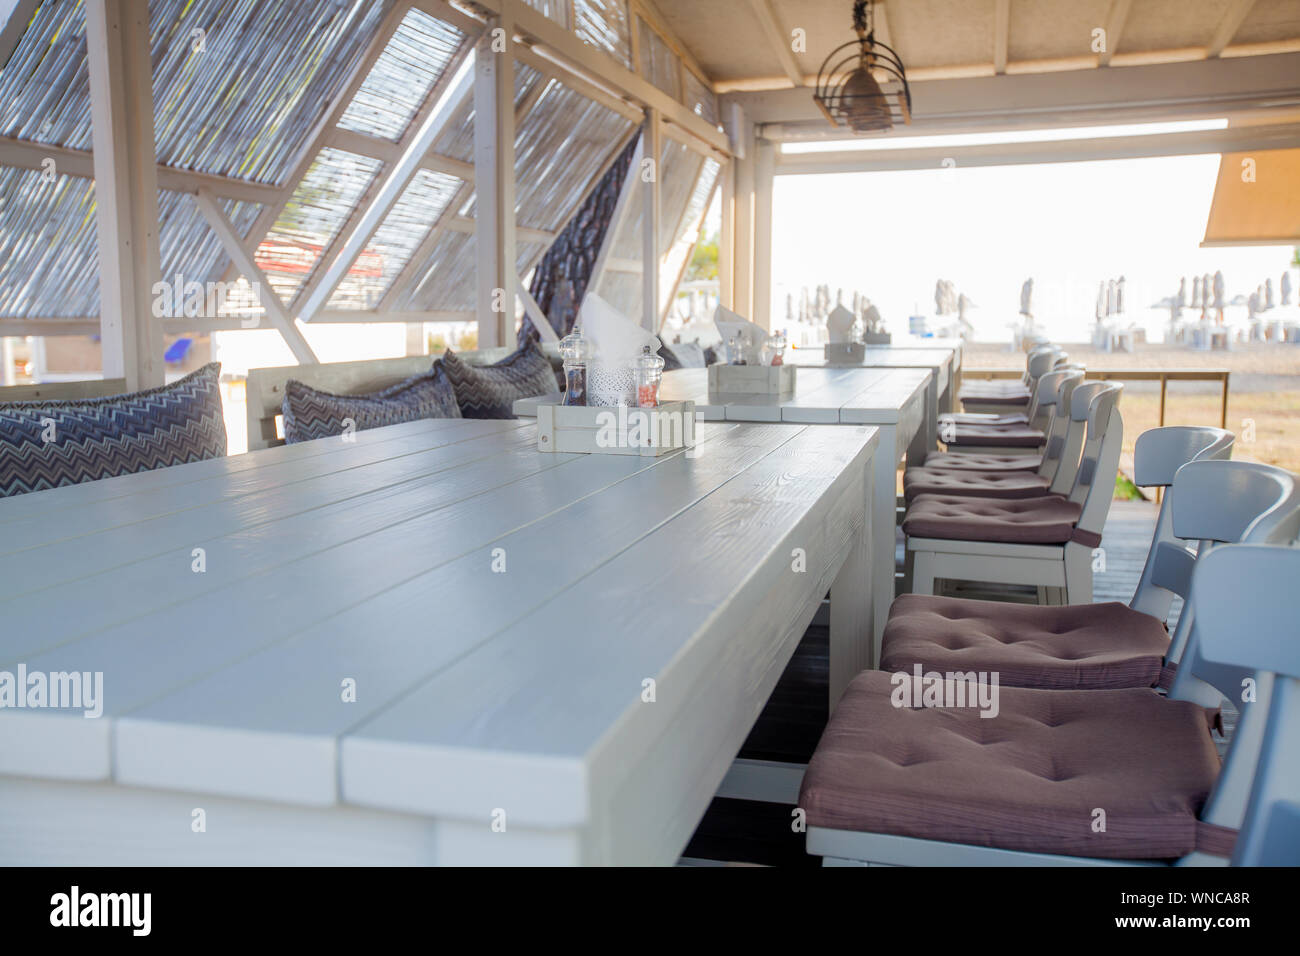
245, 346, 561, 451
0, 379, 128, 403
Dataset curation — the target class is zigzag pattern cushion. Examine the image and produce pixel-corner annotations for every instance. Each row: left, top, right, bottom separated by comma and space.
281, 364, 460, 444
440, 340, 558, 419
0, 362, 227, 498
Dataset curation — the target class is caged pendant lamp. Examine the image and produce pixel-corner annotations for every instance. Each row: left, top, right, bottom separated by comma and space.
813, 0, 912, 133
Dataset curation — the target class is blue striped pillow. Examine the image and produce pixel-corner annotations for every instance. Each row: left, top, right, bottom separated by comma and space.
0, 363, 227, 498
281, 364, 461, 444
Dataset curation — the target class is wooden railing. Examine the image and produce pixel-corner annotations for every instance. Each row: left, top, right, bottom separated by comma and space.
963, 368, 1230, 428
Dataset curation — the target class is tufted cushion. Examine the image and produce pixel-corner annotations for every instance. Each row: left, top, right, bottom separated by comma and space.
938, 411, 1029, 426
879, 595, 1171, 690
0, 363, 226, 498
281, 365, 459, 444
944, 422, 1045, 448
441, 340, 557, 419
903, 492, 1101, 547
959, 382, 1031, 403
904, 467, 1051, 502
801, 671, 1221, 859
921, 451, 1042, 472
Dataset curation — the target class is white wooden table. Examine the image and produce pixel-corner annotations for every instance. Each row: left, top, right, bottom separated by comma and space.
0, 416, 878, 866
518, 365, 928, 649
785, 345, 958, 448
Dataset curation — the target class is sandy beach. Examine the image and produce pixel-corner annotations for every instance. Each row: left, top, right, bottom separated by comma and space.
962, 340, 1300, 476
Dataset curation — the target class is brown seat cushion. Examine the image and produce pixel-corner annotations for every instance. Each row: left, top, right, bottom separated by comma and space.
939, 412, 1029, 426
944, 423, 1046, 448
960, 382, 1030, 398
904, 467, 1051, 502
903, 492, 1100, 547
800, 671, 1220, 859
879, 595, 1171, 689
921, 451, 1042, 472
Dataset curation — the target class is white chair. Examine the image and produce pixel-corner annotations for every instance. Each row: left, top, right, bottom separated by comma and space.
1196, 546, 1300, 866
904, 371, 1084, 502
958, 346, 1062, 415
801, 534, 1300, 866
937, 368, 1081, 457
904, 382, 1123, 604
885, 447, 1300, 697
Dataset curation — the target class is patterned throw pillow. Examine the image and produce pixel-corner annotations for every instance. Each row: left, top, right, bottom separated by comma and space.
440, 340, 558, 418
281, 364, 460, 444
0, 362, 227, 498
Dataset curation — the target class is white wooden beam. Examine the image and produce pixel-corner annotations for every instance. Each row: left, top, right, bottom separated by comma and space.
296, 59, 476, 323
1098, 0, 1133, 67
1207, 0, 1258, 58
217, 1, 413, 287
0, 0, 40, 71
774, 122, 1300, 174
746, 0, 803, 88
194, 189, 318, 364
474, 16, 516, 348
476, 0, 731, 155
718, 155, 734, 311
993, 0, 1010, 75
84, 0, 165, 391
731, 119, 756, 320
640, 110, 662, 331
752, 139, 774, 332
0, 137, 283, 203
517, 279, 559, 343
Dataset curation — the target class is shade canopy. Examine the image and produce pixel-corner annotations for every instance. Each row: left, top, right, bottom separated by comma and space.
1201, 148, 1300, 247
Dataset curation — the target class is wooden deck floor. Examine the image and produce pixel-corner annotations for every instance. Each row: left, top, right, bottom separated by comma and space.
682, 498, 1204, 867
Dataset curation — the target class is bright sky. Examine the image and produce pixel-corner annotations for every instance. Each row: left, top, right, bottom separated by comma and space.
771, 152, 1297, 343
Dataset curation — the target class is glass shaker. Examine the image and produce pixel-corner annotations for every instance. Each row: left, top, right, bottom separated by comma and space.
559, 330, 589, 406
635, 345, 665, 408
764, 330, 788, 366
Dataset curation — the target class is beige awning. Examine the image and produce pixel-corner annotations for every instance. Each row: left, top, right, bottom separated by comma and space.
1201, 148, 1300, 247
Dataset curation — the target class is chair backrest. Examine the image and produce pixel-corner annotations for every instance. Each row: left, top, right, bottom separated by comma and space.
1129, 426, 1236, 620
1023, 347, 1060, 385
1024, 367, 1079, 433
1062, 384, 1123, 544
1034, 370, 1085, 484
1164, 461, 1300, 672
1177, 545, 1300, 862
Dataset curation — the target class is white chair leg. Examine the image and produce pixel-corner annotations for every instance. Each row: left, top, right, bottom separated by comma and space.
911, 549, 936, 595
1063, 543, 1093, 604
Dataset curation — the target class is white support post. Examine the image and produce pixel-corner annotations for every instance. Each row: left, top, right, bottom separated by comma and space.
731, 120, 756, 320
195, 189, 319, 365
474, 16, 516, 349
718, 156, 734, 311
85, 0, 165, 391
641, 109, 661, 332
753, 138, 775, 332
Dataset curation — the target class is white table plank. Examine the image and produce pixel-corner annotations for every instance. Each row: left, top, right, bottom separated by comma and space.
0, 418, 880, 866
0, 414, 492, 525
340, 426, 877, 863
112, 426, 799, 805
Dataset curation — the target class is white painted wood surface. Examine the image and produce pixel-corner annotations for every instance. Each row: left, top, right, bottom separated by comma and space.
0, 417, 879, 865
516, 366, 928, 643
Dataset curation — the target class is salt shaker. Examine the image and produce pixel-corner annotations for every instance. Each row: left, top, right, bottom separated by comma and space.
764, 330, 788, 366
559, 330, 589, 406
635, 345, 665, 407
